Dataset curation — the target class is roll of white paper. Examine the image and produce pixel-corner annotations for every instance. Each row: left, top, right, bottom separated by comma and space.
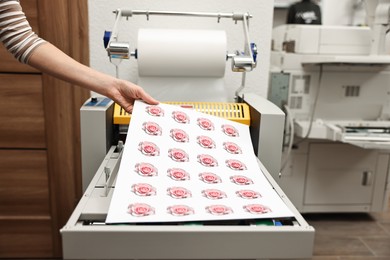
137, 29, 227, 77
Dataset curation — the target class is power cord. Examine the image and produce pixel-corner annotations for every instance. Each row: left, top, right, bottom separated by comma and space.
280, 64, 324, 173
293, 64, 324, 146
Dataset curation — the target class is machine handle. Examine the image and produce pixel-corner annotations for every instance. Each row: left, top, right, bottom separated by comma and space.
362, 171, 373, 186
103, 31, 112, 49
251, 42, 258, 63
104, 167, 111, 182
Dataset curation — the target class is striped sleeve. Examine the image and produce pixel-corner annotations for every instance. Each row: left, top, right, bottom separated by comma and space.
0, 0, 46, 63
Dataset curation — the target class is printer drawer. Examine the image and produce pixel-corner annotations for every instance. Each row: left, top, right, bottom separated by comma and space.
62, 146, 315, 259
305, 143, 378, 205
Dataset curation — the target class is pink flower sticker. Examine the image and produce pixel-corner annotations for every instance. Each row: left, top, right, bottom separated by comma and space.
199, 172, 222, 184
197, 136, 216, 149
172, 111, 190, 124
236, 190, 261, 199
197, 118, 214, 131
128, 203, 155, 217
243, 204, 271, 214
225, 159, 247, 171
138, 141, 160, 156
145, 105, 164, 117
222, 124, 239, 137
167, 168, 190, 181
167, 187, 192, 199
197, 154, 218, 167
167, 205, 194, 216
168, 148, 189, 162
131, 183, 156, 196
230, 175, 254, 185
134, 162, 158, 177
223, 142, 242, 154
206, 205, 233, 215
202, 189, 227, 200
142, 121, 162, 136
170, 129, 189, 143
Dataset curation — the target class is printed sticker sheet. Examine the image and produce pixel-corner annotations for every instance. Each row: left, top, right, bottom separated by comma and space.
106, 101, 293, 223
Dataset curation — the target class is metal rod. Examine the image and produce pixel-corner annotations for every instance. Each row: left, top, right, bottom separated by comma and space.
235, 71, 247, 101
234, 13, 253, 100
117, 9, 252, 20
242, 13, 254, 64
111, 9, 122, 43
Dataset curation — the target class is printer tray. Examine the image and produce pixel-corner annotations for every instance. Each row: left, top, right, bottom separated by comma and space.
61, 146, 314, 259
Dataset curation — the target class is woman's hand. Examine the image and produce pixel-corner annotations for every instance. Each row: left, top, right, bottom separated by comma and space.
109, 79, 159, 113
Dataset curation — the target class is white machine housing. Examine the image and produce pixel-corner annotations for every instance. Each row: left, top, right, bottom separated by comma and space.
61, 96, 314, 259
269, 24, 390, 213
61, 7, 315, 260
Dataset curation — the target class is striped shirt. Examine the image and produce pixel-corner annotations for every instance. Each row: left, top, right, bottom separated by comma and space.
0, 0, 46, 63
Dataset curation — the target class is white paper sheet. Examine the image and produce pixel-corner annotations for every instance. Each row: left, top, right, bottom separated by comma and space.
106, 101, 293, 223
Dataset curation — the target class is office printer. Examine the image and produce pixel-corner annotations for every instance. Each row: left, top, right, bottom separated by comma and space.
61, 9, 314, 260
269, 1, 390, 213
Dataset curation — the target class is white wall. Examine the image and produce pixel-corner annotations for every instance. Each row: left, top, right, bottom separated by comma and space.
322, 0, 366, 25
88, 0, 275, 100
273, 0, 366, 27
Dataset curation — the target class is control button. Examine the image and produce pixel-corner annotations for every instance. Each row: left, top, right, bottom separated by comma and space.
91, 97, 98, 103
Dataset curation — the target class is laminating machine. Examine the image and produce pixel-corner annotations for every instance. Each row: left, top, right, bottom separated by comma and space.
61, 8, 315, 260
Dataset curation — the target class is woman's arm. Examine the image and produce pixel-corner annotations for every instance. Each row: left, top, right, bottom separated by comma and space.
1, 0, 158, 112
28, 43, 158, 112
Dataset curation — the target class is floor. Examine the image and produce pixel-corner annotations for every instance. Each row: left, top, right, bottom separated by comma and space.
295, 199, 390, 260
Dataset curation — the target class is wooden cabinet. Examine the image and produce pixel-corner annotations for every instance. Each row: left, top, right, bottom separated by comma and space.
0, 150, 53, 258
0, 4, 48, 252
0, 150, 50, 216
0, 75, 45, 148
0, 219, 53, 258
0, 0, 90, 257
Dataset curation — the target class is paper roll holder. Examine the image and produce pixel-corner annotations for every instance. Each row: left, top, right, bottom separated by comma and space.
103, 9, 258, 98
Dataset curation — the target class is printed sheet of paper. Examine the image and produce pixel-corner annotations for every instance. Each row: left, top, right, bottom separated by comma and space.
106, 101, 293, 223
